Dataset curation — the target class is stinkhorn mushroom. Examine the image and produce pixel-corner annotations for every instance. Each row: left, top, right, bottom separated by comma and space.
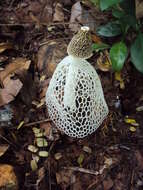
46, 26, 109, 138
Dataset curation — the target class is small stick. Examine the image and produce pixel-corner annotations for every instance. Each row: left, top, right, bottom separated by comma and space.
0, 20, 96, 27
24, 118, 51, 127
63, 166, 105, 176
0, 134, 18, 148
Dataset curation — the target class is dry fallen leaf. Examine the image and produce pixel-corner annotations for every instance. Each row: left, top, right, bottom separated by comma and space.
129, 126, 136, 132
136, 105, 143, 112
56, 170, 73, 189
124, 118, 138, 125
136, 0, 143, 19
97, 51, 112, 72
0, 144, 9, 157
0, 42, 13, 53
0, 55, 8, 64
38, 151, 49, 157
103, 177, 113, 190
17, 121, 24, 130
0, 57, 31, 84
135, 150, 143, 169
37, 41, 67, 77
83, 146, 92, 154
28, 145, 38, 153
115, 72, 125, 89
0, 77, 23, 107
81, 9, 97, 31
40, 122, 54, 140
53, 3, 64, 22
91, 34, 102, 43
54, 152, 62, 160
36, 138, 48, 147
69, 1, 82, 32
30, 159, 38, 171
77, 153, 84, 167
0, 164, 18, 190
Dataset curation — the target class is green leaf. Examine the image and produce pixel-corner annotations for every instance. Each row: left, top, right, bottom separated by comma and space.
110, 42, 128, 71
100, 0, 123, 10
92, 43, 110, 51
112, 8, 125, 18
97, 22, 122, 37
131, 33, 143, 73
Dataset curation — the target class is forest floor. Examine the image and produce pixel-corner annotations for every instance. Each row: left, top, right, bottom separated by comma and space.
0, 0, 143, 190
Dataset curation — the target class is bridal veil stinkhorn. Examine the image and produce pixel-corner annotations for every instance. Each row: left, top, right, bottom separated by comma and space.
46, 26, 109, 138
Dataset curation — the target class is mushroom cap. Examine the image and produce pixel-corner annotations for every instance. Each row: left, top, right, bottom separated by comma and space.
67, 26, 93, 59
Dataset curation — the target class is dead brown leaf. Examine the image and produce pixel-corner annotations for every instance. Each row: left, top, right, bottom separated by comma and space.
0, 55, 8, 64
0, 57, 31, 84
56, 170, 73, 189
0, 144, 9, 157
40, 122, 54, 141
97, 51, 112, 72
53, 3, 64, 22
0, 164, 18, 190
39, 78, 51, 99
81, 9, 97, 31
136, 0, 143, 19
114, 173, 125, 190
0, 77, 23, 107
91, 34, 102, 43
69, 1, 82, 32
135, 150, 143, 169
103, 176, 113, 190
115, 72, 125, 89
0, 42, 13, 53
37, 41, 67, 77
18, 71, 37, 106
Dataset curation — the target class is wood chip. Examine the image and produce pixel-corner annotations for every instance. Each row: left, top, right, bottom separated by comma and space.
27, 145, 38, 153
54, 153, 62, 160
36, 138, 48, 147
30, 159, 38, 171
38, 151, 49, 157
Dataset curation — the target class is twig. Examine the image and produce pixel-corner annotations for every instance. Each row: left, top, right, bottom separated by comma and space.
63, 166, 105, 176
0, 20, 97, 27
24, 118, 51, 127
9, 0, 16, 8
39, 37, 70, 46
0, 134, 17, 148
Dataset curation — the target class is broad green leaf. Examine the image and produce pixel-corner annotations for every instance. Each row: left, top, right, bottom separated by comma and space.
100, 0, 123, 10
97, 22, 122, 37
112, 9, 125, 18
110, 42, 128, 71
92, 43, 110, 51
131, 33, 143, 73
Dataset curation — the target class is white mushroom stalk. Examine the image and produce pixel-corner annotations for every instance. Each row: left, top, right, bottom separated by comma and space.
46, 26, 109, 138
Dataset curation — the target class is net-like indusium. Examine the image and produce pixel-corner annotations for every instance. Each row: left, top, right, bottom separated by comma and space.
46, 56, 109, 138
